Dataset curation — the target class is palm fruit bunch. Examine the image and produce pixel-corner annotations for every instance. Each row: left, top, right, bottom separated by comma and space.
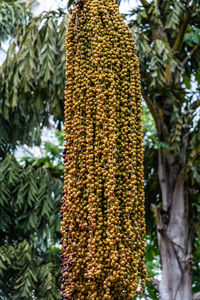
60, 0, 148, 299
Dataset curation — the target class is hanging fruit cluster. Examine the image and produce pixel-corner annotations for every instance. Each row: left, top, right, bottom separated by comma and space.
60, 0, 148, 299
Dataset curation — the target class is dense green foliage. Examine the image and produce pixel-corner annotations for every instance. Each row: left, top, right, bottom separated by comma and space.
0, 1, 67, 297
0, 134, 63, 299
0, 8, 67, 158
0, 0, 200, 298
0, 0, 30, 44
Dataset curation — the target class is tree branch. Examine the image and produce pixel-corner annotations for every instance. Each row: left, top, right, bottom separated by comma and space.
141, 87, 159, 132
173, 12, 191, 52
140, 0, 170, 45
190, 99, 200, 110
140, 0, 150, 8
181, 44, 199, 67
165, 9, 192, 82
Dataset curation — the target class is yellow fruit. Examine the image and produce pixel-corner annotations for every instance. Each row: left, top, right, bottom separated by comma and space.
60, 0, 148, 299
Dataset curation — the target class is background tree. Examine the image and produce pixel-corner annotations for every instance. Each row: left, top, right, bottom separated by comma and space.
128, 0, 200, 299
0, 0, 200, 299
0, 2, 67, 298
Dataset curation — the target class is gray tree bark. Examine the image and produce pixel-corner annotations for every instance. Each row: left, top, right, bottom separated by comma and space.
154, 148, 193, 300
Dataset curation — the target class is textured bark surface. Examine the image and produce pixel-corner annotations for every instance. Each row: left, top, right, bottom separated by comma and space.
156, 147, 193, 300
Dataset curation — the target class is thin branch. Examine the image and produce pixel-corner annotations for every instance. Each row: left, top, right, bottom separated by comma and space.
181, 44, 199, 67
190, 99, 200, 110
140, 0, 150, 8
173, 12, 191, 52
165, 8, 192, 82
141, 87, 159, 132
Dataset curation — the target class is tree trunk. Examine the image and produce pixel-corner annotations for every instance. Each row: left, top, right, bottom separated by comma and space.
156, 149, 193, 300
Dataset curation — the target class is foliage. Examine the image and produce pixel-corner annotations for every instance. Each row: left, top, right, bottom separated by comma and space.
0, 3, 66, 298
0, 9, 68, 158
0, 8, 67, 119
21, 130, 64, 174
0, 0, 30, 44
0, 0, 33, 157
0, 0, 200, 298
0, 135, 63, 298
0, 241, 60, 299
